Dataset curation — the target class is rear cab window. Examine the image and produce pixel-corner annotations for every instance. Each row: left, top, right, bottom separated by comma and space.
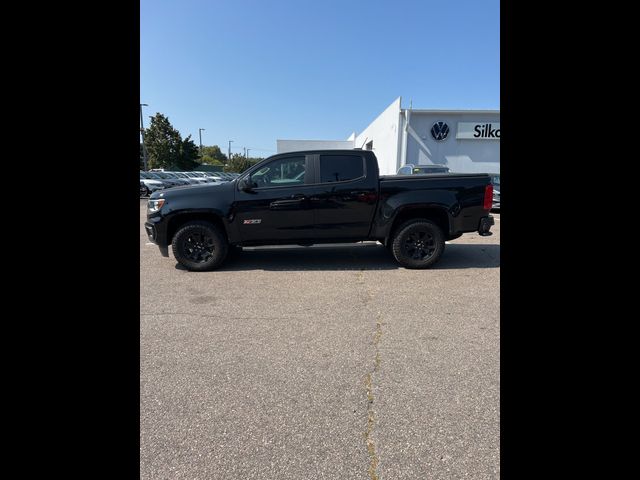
318, 154, 364, 183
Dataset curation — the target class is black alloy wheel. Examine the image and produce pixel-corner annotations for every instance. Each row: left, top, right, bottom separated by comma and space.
402, 230, 436, 261
182, 231, 216, 263
171, 221, 228, 271
391, 219, 445, 269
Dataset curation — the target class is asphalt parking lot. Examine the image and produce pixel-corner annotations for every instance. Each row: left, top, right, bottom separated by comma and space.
140, 199, 500, 479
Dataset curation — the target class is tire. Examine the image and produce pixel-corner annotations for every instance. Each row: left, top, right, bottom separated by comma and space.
171, 221, 228, 271
391, 219, 445, 269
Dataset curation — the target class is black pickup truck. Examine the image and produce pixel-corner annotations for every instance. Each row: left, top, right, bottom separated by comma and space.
145, 150, 494, 270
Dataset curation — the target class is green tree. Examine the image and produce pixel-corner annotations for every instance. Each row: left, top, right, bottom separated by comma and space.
175, 135, 200, 170
202, 145, 227, 163
144, 113, 182, 169
224, 153, 259, 173
201, 155, 223, 166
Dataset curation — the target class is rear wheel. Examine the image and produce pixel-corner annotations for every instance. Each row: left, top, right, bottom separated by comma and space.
391, 219, 445, 269
171, 221, 228, 271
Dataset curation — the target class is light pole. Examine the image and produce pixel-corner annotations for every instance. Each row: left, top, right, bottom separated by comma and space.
199, 128, 205, 162
140, 103, 149, 171
243, 147, 246, 158
228, 140, 233, 163
246, 148, 251, 159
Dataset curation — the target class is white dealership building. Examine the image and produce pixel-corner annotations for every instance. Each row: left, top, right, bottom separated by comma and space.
277, 97, 500, 176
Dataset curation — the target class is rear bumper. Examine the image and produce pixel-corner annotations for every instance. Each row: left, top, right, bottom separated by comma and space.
478, 215, 495, 236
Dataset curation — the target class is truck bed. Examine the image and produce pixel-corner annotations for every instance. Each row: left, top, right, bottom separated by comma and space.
375, 173, 492, 236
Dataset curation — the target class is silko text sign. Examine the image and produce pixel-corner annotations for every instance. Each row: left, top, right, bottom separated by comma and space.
456, 122, 500, 139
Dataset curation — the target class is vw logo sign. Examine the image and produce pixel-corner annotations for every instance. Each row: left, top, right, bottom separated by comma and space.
431, 121, 450, 141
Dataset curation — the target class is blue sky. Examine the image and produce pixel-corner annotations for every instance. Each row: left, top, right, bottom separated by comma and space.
141, 0, 499, 157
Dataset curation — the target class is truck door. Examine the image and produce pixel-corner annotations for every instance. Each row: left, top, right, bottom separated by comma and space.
234, 154, 316, 243
310, 153, 378, 239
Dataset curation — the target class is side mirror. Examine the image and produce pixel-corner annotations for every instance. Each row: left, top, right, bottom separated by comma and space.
238, 176, 254, 192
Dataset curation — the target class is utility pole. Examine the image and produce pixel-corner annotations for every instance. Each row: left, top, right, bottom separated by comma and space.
140, 103, 149, 171
199, 128, 205, 161
228, 140, 233, 163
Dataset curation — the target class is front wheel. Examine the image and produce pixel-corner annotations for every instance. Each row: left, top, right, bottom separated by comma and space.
391, 219, 445, 269
171, 221, 228, 271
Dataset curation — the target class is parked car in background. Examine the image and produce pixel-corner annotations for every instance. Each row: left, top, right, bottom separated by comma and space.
162, 172, 194, 186
140, 172, 167, 195
198, 172, 226, 183
397, 164, 450, 175
142, 171, 176, 189
169, 171, 202, 184
183, 171, 216, 183
153, 172, 191, 187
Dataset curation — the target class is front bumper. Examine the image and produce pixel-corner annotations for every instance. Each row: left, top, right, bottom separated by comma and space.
144, 222, 156, 242
478, 215, 495, 236
145, 218, 169, 257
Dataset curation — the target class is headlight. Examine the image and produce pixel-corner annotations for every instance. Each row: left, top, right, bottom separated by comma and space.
147, 198, 166, 213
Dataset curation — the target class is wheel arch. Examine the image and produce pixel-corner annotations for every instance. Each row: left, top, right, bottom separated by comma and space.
385, 206, 450, 246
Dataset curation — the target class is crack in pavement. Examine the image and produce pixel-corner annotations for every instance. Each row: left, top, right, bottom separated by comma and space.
364, 316, 383, 480
357, 270, 383, 480
140, 312, 310, 320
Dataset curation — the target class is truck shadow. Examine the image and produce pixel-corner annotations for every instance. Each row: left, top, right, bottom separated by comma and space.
174, 243, 500, 272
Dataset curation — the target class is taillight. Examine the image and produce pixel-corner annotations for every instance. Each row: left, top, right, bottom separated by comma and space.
483, 184, 493, 210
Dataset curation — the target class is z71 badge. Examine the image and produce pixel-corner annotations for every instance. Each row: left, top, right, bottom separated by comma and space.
243, 219, 262, 224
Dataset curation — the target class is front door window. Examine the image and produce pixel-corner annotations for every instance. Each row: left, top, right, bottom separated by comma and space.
250, 156, 305, 188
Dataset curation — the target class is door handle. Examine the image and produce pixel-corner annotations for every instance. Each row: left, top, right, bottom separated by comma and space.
270, 195, 307, 210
